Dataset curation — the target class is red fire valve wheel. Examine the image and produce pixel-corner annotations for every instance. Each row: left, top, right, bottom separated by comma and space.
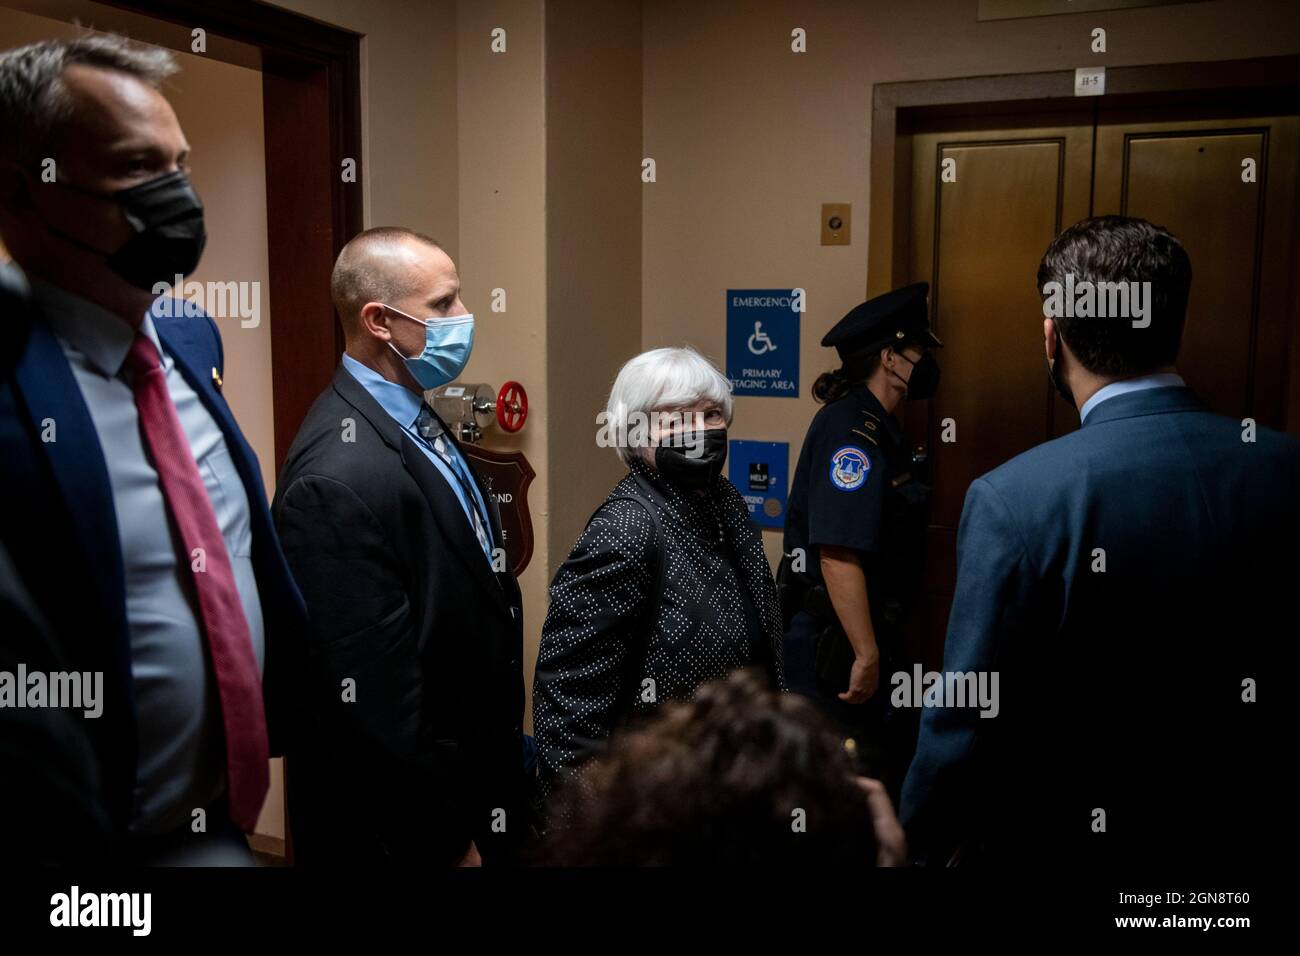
497, 381, 528, 433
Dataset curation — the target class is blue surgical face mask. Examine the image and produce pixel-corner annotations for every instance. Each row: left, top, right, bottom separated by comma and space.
385, 304, 475, 389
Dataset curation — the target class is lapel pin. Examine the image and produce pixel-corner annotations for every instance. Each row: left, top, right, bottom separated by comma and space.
211, 367, 223, 390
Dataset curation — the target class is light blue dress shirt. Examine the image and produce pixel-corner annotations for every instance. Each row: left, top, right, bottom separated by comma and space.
33, 280, 264, 840
341, 353, 495, 563
1080, 372, 1186, 423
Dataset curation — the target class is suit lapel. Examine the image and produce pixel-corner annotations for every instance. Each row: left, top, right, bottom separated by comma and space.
155, 318, 265, 500
441, 426, 523, 603
156, 316, 307, 618
13, 323, 129, 644
332, 366, 511, 614
12, 321, 138, 826
401, 441, 509, 595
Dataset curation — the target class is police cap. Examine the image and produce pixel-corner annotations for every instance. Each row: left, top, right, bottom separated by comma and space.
821, 282, 942, 360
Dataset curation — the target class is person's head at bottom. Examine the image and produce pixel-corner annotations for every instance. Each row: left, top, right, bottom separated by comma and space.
540, 668, 905, 866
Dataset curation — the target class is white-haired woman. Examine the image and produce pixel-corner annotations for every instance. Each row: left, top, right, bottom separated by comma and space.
532, 347, 785, 802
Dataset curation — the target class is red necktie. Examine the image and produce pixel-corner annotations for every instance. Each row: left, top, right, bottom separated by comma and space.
124, 333, 269, 832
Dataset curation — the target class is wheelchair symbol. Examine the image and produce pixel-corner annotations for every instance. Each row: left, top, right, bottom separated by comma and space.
747, 321, 777, 355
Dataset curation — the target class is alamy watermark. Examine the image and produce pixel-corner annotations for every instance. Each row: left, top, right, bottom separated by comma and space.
1042, 273, 1151, 329
890, 664, 999, 719
50, 886, 150, 936
152, 274, 261, 328
0, 665, 103, 718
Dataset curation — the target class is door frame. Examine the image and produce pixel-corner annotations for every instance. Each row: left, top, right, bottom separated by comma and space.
868, 54, 1300, 431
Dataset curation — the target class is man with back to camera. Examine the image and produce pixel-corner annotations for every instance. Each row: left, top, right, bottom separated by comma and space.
901, 215, 1299, 866
273, 227, 526, 866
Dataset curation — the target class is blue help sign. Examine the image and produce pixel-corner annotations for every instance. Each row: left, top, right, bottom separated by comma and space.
728, 440, 789, 530
726, 289, 800, 397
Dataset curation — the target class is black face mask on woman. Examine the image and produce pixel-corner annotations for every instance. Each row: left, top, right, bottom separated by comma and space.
655, 428, 728, 489
40, 170, 207, 291
889, 350, 941, 401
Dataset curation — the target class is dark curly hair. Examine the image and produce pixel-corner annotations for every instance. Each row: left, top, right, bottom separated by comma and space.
536, 669, 879, 866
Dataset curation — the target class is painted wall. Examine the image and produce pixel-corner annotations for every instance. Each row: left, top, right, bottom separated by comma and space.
544, 0, 643, 601
270, 0, 461, 260
455, 0, 550, 730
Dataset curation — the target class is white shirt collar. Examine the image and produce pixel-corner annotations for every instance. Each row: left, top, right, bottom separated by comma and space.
341, 351, 426, 431
1080, 372, 1186, 423
30, 278, 164, 378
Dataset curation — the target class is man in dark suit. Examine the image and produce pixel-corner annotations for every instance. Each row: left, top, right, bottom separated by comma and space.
901, 216, 1299, 866
0, 256, 111, 864
273, 227, 525, 866
0, 35, 305, 863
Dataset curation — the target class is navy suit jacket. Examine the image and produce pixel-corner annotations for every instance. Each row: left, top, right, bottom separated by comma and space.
900, 386, 1300, 866
0, 298, 307, 835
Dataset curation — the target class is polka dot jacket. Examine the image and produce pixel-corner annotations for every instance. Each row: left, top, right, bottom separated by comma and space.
532, 457, 786, 800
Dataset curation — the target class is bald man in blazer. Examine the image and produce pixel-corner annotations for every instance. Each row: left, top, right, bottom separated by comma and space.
274, 227, 526, 866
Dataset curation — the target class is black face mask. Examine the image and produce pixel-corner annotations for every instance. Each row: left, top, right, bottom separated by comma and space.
654, 427, 728, 489
41, 170, 207, 291
890, 350, 940, 401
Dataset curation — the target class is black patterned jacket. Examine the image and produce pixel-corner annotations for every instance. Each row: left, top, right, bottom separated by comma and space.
532, 458, 785, 799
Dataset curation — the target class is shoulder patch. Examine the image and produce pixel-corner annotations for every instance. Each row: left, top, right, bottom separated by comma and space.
829, 445, 871, 491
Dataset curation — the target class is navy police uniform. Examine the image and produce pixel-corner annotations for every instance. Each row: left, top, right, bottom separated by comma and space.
779, 283, 939, 792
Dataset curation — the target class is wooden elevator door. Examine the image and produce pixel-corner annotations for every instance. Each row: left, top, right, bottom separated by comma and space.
905, 107, 1299, 668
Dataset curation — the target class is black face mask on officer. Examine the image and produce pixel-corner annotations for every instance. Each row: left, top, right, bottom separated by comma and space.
655, 427, 728, 489
37, 169, 207, 292
888, 349, 940, 401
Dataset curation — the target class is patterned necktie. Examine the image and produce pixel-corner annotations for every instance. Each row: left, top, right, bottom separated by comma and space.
123, 334, 269, 832
415, 405, 494, 563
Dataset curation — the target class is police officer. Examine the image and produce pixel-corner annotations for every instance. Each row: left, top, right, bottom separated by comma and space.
778, 282, 940, 794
